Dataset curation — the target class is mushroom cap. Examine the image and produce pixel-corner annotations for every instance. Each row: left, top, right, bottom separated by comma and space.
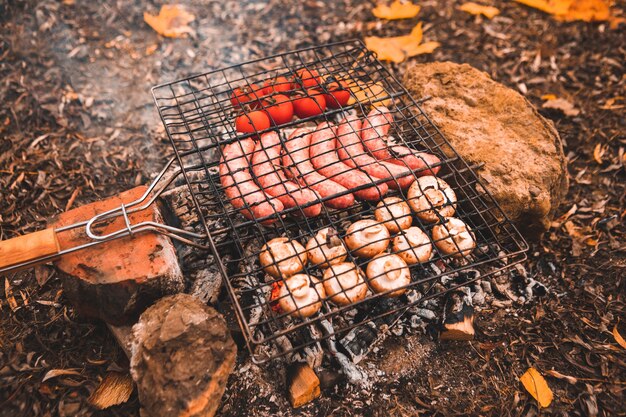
432, 217, 476, 258
259, 237, 307, 278
375, 197, 413, 234
306, 227, 348, 268
392, 226, 433, 265
366, 253, 411, 297
407, 176, 457, 223
278, 274, 325, 318
344, 219, 390, 258
322, 262, 368, 306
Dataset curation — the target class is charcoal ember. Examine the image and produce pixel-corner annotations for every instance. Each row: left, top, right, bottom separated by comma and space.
130, 294, 236, 417
189, 260, 224, 305
339, 322, 378, 363
439, 290, 475, 341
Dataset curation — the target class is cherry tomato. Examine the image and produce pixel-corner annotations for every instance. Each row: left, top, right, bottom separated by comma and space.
262, 76, 293, 96
261, 94, 294, 126
323, 80, 351, 109
235, 110, 270, 134
294, 68, 321, 88
230, 84, 262, 108
292, 89, 326, 118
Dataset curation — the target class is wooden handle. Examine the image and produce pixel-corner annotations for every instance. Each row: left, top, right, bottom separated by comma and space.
0, 228, 60, 271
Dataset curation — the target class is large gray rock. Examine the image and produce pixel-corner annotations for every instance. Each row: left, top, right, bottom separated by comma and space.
403, 62, 568, 239
130, 294, 236, 417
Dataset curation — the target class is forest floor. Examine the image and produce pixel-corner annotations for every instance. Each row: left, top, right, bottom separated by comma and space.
0, 1, 624, 416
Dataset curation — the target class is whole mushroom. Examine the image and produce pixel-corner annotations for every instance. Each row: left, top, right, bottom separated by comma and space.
344, 219, 390, 258
374, 197, 412, 234
306, 227, 348, 268
322, 262, 368, 306
407, 176, 457, 223
278, 274, 325, 318
392, 226, 433, 265
259, 237, 307, 278
366, 253, 411, 297
432, 217, 476, 258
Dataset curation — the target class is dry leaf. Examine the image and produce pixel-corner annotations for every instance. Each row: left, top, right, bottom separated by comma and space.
373, 1, 421, 20
613, 325, 626, 349
88, 372, 134, 410
346, 81, 392, 108
514, 0, 621, 25
42, 369, 82, 382
520, 367, 554, 408
459, 2, 501, 18
365, 22, 439, 63
600, 96, 625, 110
4, 278, 18, 311
593, 143, 605, 164
546, 369, 578, 384
541, 94, 557, 100
542, 97, 580, 116
144, 5, 195, 38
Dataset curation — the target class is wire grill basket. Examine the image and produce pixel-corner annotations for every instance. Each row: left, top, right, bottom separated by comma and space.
152, 40, 528, 363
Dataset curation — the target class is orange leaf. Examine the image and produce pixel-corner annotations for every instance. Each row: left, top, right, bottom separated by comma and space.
614, 325, 626, 349
541, 94, 557, 100
373, 1, 421, 20
459, 2, 501, 18
144, 5, 195, 38
514, 0, 620, 25
520, 367, 553, 408
365, 22, 438, 64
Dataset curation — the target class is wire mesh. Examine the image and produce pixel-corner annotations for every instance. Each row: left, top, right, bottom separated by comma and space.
152, 40, 528, 363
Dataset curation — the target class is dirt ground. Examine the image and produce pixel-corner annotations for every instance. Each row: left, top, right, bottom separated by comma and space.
1, 0, 624, 416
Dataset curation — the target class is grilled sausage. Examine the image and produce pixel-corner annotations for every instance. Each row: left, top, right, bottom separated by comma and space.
361, 107, 441, 176
309, 122, 388, 201
282, 128, 354, 209
219, 138, 283, 224
335, 116, 414, 190
251, 132, 322, 217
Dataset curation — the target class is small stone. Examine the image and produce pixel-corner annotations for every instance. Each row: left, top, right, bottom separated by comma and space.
131, 294, 236, 417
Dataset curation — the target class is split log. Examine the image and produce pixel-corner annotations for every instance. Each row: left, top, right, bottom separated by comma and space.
130, 293, 236, 417
51, 186, 184, 325
287, 363, 321, 408
439, 290, 475, 341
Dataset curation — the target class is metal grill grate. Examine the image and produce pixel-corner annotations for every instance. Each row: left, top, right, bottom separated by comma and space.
152, 40, 528, 363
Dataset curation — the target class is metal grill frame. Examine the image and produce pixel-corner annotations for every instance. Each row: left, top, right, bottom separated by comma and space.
151, 39, 528, 363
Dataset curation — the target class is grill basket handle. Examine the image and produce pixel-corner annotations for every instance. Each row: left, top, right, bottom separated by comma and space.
0, 228, 60, 272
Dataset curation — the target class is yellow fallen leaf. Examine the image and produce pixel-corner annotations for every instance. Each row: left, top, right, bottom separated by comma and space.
614, 325, 626, 349
373, 1, 421, 20
346, 81, 392, 107
541, 94, 557, 100
593, 143, 605, 164
520, 367, 553, 408
144, 5, 195, 38
514, 0, 621, 25
365, 22, 439, 63
542, 97, 580, 116
459, 2, 501, 18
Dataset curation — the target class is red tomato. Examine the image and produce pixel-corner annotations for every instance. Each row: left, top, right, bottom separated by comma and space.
262, 76, 293, 96
230, 84, 262, 108
292, 89, 326, 118
261, 94, 294, 126
323, 80, 351, 109
235, 111, 270, 134
294, 69, 321, 88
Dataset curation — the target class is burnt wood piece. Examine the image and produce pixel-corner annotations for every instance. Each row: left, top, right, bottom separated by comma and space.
287, 363, 321, 408
159, 184, 224, 305
439, 290, 475, 341
50, 186, 184, 325
131, 293, 236, 417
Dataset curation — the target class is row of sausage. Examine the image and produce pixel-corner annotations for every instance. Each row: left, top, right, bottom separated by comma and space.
219, 106, 441, 223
